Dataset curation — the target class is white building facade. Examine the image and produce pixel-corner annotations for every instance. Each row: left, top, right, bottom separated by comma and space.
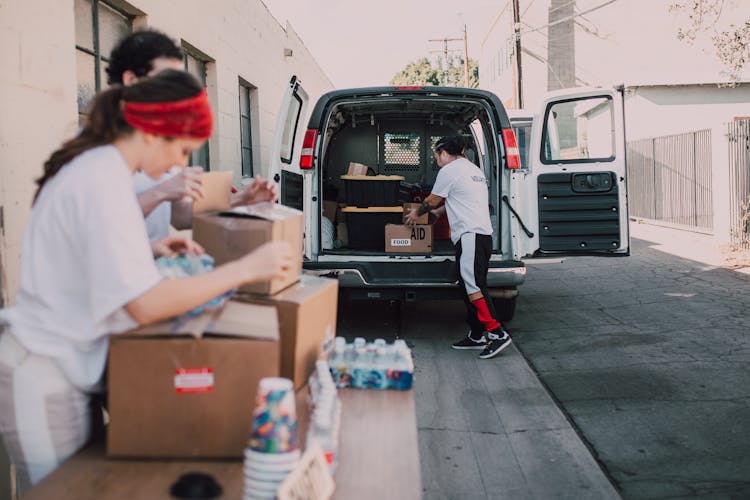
0, 0, 334, 304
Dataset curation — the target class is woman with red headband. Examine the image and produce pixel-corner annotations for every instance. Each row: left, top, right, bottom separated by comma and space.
0, 69, 293, 492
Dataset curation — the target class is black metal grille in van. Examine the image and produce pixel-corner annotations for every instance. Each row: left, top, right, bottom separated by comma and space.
384, 133, 421, 171
537, 172, 621, 252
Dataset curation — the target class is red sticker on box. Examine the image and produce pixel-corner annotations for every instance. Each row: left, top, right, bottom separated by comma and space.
174, 368, 214, 393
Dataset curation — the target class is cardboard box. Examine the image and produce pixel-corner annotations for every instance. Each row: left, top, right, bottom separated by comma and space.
236, 275, 338, 390
347, 162, 369, 176
385, 224, 433, 253
192, 171, 233, 214
403, 203, 428, 224
322, 200, 338, 224
193, 202, 304, 295
107, 301, 280, 458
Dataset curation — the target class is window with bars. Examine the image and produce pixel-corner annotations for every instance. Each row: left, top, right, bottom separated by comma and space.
74, 0, 132, 125
184, 50, 210, 170
239, 81, 256, 178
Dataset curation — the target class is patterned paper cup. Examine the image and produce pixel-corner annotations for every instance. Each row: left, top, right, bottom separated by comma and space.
248, 377, 297, 453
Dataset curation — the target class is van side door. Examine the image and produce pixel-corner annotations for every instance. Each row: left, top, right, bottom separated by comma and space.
512, 87, 629, 258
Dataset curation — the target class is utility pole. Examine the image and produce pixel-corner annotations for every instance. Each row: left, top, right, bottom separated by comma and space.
512, 0, 523, 108
463, 25, 470, 87
429, 36, 463, 86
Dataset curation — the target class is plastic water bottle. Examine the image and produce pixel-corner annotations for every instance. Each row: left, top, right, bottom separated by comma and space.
328, 343, 349, 388
373, 346, 390, 389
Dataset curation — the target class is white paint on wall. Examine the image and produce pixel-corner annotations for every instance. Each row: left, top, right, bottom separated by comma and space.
0, 0, 333, 303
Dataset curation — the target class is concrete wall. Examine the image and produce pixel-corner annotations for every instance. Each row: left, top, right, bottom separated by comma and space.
0, 0, 333, 304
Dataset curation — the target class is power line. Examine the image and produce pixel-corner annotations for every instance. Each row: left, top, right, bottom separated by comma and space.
519, 0, 619, 37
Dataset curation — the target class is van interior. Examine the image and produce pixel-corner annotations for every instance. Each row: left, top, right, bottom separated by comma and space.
318, 97, 499, 256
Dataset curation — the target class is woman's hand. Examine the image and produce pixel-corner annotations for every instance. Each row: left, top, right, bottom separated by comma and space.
238, 241, 293, 283
231, 175, 278, 207
151, 236, 205, 258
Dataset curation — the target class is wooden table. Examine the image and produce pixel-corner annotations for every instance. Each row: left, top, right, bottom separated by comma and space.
24, 389, 421, 499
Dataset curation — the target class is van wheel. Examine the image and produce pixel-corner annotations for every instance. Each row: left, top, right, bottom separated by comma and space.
492, 296, 517, 322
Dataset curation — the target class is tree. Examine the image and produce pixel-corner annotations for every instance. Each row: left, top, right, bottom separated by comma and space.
670, 0, 750, 82
391, 56, 479, 88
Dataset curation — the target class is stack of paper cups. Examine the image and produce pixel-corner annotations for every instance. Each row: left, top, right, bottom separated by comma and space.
243, 377, 299, 500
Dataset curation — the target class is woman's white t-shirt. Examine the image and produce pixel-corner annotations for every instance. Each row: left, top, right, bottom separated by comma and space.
0, 145, 162, 391
431, 157, 493, 244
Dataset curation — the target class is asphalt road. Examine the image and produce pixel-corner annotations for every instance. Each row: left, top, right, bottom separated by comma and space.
512, 237, 750, 499
337, 233, 750, 499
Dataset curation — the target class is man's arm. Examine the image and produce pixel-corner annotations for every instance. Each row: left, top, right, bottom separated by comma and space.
136, 167, 204, 218
170, 199, 193, 229
404, 193, 444, 226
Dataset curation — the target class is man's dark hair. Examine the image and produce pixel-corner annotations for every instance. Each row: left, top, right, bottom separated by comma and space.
434, 135, 467, 156
106, 29, 183, 85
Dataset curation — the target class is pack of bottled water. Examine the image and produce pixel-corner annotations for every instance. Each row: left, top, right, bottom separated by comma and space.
326, 337, 414, 390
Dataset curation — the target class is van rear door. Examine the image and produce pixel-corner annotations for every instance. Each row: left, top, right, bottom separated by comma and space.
512, 87, 629, 258
269, 76, 311, 256
269, 75, 309, 211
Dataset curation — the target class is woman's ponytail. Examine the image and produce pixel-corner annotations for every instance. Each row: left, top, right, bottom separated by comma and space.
34, 86, 131, 203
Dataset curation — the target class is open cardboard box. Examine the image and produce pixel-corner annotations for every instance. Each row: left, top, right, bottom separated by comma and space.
193, 202, 304, 295
192, 171, 233, 214
107, 300, 280, 458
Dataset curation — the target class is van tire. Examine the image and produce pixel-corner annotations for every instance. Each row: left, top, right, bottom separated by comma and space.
492, 296, 517, 322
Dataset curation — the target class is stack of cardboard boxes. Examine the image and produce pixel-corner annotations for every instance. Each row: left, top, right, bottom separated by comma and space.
107, 196, 338, 459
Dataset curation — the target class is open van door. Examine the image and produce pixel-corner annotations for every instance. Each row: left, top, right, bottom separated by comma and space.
269, 75, 309, 212
511, 87, 629, 258
268, 75, 311, 256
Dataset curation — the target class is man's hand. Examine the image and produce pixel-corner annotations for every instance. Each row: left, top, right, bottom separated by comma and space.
404, 208, 420, 227
159, 166, 205, 202
151, 236, 205, 258
231, 175, 278, 207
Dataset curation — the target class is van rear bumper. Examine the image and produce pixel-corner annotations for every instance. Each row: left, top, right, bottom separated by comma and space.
303, 260, 526, 288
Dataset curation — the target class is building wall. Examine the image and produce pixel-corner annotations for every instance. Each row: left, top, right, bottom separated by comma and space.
625, 84, 750, 244
0, 0, 333, 304
625, 85, 750, 141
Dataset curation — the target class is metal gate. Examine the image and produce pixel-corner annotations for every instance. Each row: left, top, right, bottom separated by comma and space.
728, 119, 750, 250
627, 130, 713, 231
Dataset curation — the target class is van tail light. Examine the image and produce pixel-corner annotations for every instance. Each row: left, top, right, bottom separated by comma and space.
300, 129, 318, 170
502, 128, 521, 169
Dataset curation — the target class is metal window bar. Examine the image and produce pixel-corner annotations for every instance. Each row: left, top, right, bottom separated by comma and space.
728, 119, 750, 250
627, 129, 713, 232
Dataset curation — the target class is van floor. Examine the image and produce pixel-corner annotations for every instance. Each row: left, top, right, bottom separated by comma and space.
324, 240, 455, 256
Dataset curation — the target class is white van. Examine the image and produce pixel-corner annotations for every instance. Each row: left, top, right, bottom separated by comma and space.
269, 79, 629, 320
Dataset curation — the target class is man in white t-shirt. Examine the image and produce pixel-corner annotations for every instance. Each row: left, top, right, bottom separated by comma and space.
108, 29, 277, 241
405, 135, 511, 359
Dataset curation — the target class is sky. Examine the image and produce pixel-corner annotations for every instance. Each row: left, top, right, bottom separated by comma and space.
262, 0, 750, 90
262, 0, 501, 87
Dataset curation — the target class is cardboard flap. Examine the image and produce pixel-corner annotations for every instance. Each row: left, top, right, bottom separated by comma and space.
222, 201, 302, 221
193, 171, 233, 214
206, 301, 279, 341
122, 301, 278, 341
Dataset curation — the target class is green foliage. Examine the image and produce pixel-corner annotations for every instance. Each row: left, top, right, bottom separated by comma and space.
670, 0, 749, 82
390, 56, 479, 88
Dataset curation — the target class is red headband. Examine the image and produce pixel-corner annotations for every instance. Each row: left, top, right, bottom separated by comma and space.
122, 89, 213, 139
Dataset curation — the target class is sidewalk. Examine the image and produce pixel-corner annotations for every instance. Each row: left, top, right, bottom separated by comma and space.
630, 220, 750, 273
406, 301, 621, 499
